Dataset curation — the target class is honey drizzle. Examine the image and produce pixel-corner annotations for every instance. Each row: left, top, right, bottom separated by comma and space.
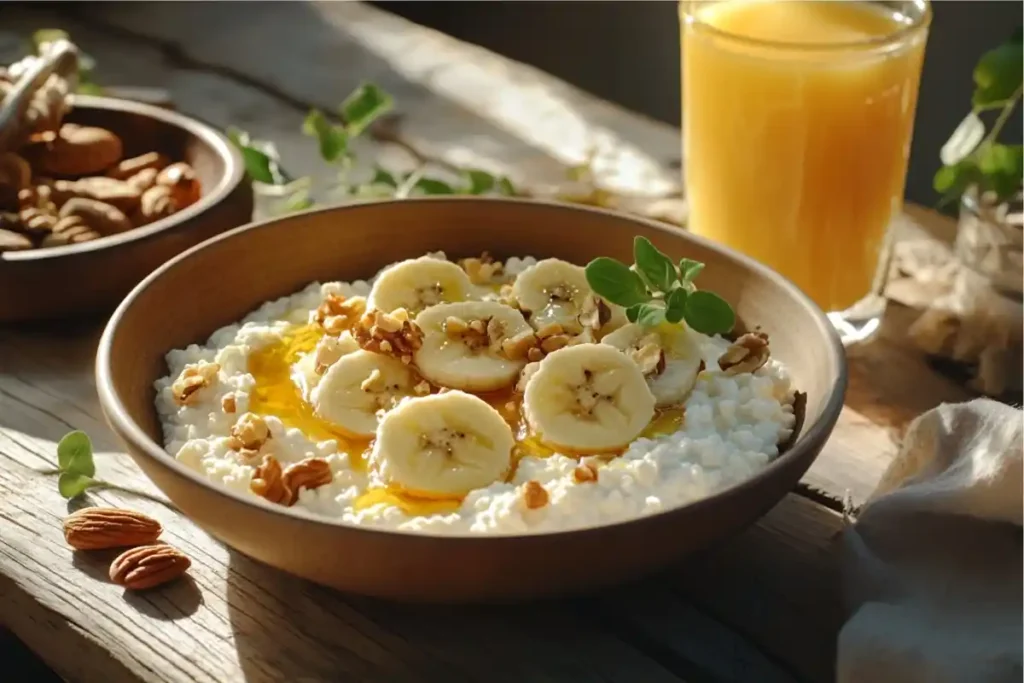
247, 321, 687, 516
246, 323, 372, 469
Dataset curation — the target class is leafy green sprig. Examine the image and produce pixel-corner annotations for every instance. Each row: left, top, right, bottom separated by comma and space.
585, 237, 735, 335
228, 82, 518, 210
934, 28, 1022, 207
55, 431, 104, 498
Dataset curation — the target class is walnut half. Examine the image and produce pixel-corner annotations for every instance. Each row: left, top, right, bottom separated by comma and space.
718, 331, 770, 375
171, 361, 220, 405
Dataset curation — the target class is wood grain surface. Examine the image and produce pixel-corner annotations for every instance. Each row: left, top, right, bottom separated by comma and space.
0, 2, 974, 682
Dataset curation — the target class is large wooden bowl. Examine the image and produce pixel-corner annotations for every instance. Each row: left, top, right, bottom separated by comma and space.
0, 95, 252, 322
96, 198, 846, 602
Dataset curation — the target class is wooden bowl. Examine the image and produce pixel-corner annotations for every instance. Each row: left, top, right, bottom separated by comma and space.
96, 198, 846, 602
0, 95, 252, 322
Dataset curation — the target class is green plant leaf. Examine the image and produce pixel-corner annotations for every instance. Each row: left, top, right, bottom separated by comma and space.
678, 258, 705, 283
633, 236, 676, 292
58, 472, 98, 500
972, 40, 1024, 107
631, 302, 666, 327
976, 143, 1024, 200
496, 177, 517, 196
463, 169, 496, 195
57, 430, 94, 477
76, 82, 104, 96
412, 177, 456, 195
585, 257, 650, 308
940, 112, 985, 165
226, 127, 287, 185
933, 159, 981, 205
340, 83, 393, 136
302, 110, 348, 162
683, 291, 735, 335
371, 168, 398, 187
664, 287, 689, 323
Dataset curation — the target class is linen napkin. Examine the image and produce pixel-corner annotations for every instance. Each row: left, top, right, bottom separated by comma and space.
837, 398, 1023, 683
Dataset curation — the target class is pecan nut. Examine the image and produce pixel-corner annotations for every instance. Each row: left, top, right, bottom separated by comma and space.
63, 507, 163, 550
106, 151, 169, 180
521, 480, 549, 510
59, 197, 132, 235
30, 124, 123, 177
109, 543, 191, 590
250, 454, 289, 504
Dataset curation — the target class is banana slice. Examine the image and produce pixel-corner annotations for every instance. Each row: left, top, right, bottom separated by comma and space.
523, 344, 655, 453
294, 332, 361, 399
602, 322, 703, 407
413, 301, 532, 392
368, 256, 474, 315
511, 258, 625, 333
312, 349, 417, 438
372, 391, 514, 496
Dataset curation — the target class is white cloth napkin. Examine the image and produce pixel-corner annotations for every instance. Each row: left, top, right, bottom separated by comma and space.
837, 398, 1023, 683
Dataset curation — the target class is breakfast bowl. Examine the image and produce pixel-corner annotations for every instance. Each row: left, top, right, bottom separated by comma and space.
96, 197, 846, 602
0, 94, 252, 322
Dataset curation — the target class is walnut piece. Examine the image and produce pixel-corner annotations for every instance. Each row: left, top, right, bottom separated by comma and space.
501, 329, 541, 361
171, 361, 219, 405
314, 294, 367, 336
573, 462, 599, 484
281, 457, 333, 505
353, 308, 424, 364
228, 412, 271, 452
522, 480, 549, 510
459, 252, 505, 285
717, 332, 770, 375
221, 393, 237, 414
250, 454, 288, 504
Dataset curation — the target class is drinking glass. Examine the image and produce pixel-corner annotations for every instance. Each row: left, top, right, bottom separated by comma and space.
680, 0, 931, 344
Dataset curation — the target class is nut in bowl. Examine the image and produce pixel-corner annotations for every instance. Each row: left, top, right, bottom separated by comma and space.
97, 198, 846, 602
0, 95, 252, 321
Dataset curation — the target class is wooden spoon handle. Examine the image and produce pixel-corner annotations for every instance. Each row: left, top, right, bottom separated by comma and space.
0, 39, 79, 153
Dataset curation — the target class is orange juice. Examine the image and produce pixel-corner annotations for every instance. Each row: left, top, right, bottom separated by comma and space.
681, 0, 929, 313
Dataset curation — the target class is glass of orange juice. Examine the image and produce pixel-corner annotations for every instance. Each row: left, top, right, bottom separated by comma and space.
680, 0, 930, 344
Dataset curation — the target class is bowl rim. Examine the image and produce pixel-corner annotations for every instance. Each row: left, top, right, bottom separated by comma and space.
1, 94, 246, 262
96, 196, 848, 541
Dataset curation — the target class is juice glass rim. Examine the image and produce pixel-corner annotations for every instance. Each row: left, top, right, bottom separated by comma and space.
681, 0, 932, 53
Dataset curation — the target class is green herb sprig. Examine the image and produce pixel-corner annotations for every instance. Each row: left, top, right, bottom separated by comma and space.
55, 430, 103, 498
934, 27, 1022, 206
228, 82, 518, 211
585, 237, 735, 335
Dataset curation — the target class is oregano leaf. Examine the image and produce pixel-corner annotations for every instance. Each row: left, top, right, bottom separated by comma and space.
633, 236, 676, 292
585, 258, 650, 308
463, 169, 496, 195
679, 258, 705, 283
664, 287, 688, 324
58, 472, 98, 500
683, 291, 735, 335
57, 430, 94, 477
302, 109, 348, 162
633, 302, 667, 327
340, 83, 393, 136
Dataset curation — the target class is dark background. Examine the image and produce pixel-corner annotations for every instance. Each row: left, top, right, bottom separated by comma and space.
376, 0, 1023, 207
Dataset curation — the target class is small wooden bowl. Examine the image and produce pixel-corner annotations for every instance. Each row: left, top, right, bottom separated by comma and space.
97, 198, 846, 602
0, 95, 252, 322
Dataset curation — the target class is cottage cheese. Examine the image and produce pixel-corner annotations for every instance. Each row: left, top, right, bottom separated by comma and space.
155, 254, 797, 535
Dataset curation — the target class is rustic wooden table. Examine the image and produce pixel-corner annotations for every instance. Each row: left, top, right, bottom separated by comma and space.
0, 3, 977, 682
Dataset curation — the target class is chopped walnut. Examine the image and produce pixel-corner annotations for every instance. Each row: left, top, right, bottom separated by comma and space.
573, 462, 599, 484
718, 332, 770, 375
171, 361, 220, 405
501, 329, 541, 361
353, 309, 424, 364
459, 252, 505, 285
250, 454, 288, 505
578, 295, 612, 331
228, 412, 271, 452
629, 336, 666, 377
535, 322, 564, 339
314, 294, 366, 336
281, 457, 333, 505
540, 334, 571, 354
413, 380, 432, 395
314, 335, 347, 375
221, 393, 237, 414
527, 347, 545, 362
522, 480, 549, 510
